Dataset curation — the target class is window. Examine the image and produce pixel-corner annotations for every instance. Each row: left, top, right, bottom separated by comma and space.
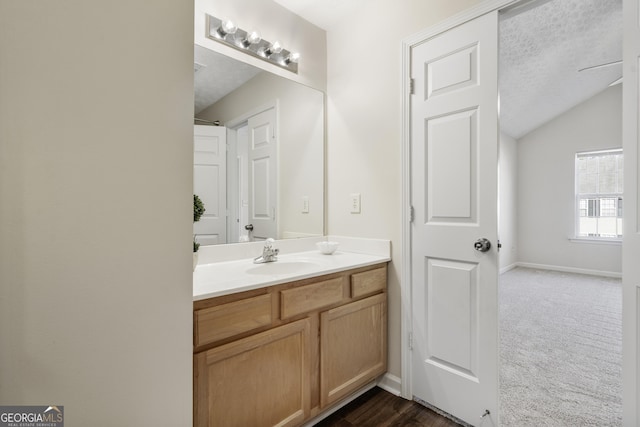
575, 149, 623, 239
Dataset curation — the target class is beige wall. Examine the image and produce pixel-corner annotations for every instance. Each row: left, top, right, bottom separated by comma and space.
517, 85, 623, 275
198, 72, 325, 239
0, 0, 194, 425
325, 0, 482, 379
195, 0, 327, 91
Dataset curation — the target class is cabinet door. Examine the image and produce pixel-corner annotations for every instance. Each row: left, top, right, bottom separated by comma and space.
194, 318, 311, 427
320, 293, 387, 407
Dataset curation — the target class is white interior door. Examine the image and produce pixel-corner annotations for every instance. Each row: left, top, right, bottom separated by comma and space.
194, 125, 227, 245
622, 0, 640, 424
247, 108, 277, 240
410, 11, 499, 426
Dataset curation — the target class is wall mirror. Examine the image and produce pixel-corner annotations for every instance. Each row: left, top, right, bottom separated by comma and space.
193, 44, 325, 245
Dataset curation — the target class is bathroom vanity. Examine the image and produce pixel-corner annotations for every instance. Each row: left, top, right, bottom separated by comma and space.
192, 237, 390, 427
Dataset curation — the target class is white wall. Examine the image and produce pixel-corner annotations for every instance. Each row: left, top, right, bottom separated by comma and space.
517, 85, 622, 275
195, 0, 327, 91
0, 1, 194, 425
500, 132, 519, 272
325, 0, 482, 380
198, 72, 325, 239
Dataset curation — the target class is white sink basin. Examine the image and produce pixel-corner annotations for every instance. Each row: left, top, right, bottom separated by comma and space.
246, 261, 320, 276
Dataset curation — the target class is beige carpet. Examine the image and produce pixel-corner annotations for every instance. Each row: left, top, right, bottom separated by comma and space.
500, 267, 622, 426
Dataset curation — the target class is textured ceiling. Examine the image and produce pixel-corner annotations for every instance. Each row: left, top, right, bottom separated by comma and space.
194, 44, 262, 114
271, 0, 623, 140
198, 1, 622, 137
499, 0, 622, 138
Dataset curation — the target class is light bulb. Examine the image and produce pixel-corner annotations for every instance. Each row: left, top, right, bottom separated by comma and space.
240, 30, 261, 47
247, 31, 261, 45
217, 18, 237, 37
264, 41, 282, 57
286, 52, 300, 64
270, 41, 283, 54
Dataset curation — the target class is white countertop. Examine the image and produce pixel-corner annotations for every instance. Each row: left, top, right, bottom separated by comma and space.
193, 236, 391, 301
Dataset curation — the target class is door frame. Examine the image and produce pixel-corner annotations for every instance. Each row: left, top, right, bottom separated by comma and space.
622, 0, 640, 423
399, 1, 635, 421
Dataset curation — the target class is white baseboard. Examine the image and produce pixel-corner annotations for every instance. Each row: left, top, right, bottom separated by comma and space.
515, 262, 621, 279
377, 373, 402, 396
499, 263, 518, 275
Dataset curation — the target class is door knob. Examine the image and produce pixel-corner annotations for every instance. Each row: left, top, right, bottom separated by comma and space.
474, 238, 491, 252
245, 224, 254, 231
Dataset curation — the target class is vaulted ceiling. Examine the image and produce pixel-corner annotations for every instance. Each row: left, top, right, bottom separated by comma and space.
499, 0, 622, 139
194, 44, 262, 115
271, 0, 623, 140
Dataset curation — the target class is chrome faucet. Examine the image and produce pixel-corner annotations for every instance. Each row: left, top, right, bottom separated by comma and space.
253, 238, 279, 264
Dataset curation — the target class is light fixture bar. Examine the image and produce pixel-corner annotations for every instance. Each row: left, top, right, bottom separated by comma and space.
206, 14, 299, 74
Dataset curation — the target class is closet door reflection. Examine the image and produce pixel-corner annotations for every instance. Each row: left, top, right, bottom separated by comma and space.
194, 125, 227, 245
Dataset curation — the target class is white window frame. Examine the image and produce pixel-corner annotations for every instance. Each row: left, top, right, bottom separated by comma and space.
574, 148, 623, 242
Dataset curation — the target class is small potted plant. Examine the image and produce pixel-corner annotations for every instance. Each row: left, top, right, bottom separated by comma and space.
193, 194, 205, 271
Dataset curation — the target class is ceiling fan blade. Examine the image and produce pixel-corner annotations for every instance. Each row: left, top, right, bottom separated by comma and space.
578, 60, 622, 72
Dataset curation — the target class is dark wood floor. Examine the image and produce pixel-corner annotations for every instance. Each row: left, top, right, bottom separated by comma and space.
314, 387, 462, 427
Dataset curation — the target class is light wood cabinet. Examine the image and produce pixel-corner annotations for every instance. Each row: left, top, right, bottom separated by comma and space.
194, 319, 311, 427
320, 293, 387, 407
193, 263, 387, 427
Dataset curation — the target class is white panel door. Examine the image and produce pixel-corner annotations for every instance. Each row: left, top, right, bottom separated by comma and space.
194, 125, 226, 245
411, 11, 499, 426
622, 0, 640, 424
248, 108, 277, 240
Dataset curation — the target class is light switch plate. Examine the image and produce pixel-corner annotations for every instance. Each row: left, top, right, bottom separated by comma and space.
350, 193, 361, 214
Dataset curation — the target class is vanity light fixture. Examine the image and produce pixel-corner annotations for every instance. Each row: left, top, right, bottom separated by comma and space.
206, 14, 299, 73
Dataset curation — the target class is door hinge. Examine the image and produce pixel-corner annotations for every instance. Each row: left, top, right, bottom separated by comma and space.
497, 240, 502, 251
409, 205, 415, 223
409, 332, 413, 350
409, 78, 415, 95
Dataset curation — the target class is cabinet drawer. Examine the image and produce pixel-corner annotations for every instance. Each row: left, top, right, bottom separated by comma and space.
351, 266, 387, 298
195, 293, 272, 348
280, 277, 344, 319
